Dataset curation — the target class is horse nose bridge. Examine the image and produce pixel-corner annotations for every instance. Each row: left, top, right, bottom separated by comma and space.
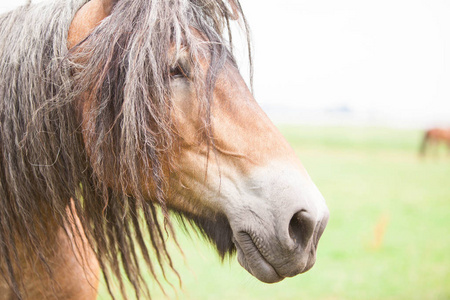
244, 162, 328, 227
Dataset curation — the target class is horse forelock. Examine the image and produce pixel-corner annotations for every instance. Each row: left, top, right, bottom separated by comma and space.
0, 0, 250, 299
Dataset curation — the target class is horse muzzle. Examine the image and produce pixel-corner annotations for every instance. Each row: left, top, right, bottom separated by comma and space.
224, 164, 330, 283
232, 209, 328, 283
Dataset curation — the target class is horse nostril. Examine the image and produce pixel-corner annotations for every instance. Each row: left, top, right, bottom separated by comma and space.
288, 210, 316, 248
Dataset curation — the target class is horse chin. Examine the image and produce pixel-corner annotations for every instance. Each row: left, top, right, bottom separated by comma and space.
231, 229, 316, 283
232, 234, 284, 283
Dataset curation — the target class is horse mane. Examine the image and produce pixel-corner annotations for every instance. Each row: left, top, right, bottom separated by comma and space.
0, 0, 250, 299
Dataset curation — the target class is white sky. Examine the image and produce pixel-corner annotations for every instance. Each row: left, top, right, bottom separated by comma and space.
240, 0, 450, 126
1, 0, 450, 127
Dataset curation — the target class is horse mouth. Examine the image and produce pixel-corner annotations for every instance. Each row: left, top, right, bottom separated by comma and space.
232, 232, 284, 283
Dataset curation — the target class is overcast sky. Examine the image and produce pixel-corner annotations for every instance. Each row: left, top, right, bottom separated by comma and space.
1, 0, 450, 127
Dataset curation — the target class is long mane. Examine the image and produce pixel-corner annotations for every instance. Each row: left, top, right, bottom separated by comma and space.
0, 0, 250, 299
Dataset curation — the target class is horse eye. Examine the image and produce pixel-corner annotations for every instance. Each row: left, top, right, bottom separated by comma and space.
170, 64, 187, 79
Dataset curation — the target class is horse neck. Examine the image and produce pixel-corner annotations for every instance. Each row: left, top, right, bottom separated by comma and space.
2, 205, 99, 299
12, 211, 63, 267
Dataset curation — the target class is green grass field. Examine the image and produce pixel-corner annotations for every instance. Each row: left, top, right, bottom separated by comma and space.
98, 126, 450, 300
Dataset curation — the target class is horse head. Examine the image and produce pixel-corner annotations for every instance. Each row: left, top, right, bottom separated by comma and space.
68, 0, 329, 288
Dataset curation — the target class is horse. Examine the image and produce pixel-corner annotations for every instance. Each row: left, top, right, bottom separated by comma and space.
0, 0, 329, 299
420, 128, 450, 157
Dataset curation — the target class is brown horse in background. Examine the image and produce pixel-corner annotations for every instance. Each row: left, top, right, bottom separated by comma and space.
0, 0, 329, 299
420, 128, 450, 156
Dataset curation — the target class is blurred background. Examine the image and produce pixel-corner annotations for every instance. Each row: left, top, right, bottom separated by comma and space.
1, 0, 449, 299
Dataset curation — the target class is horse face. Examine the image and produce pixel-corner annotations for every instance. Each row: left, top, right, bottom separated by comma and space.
169, 51, 329, 283
68, 0, 328, 284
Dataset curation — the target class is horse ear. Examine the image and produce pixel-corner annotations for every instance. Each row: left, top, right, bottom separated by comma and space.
68, 0, 117, 49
